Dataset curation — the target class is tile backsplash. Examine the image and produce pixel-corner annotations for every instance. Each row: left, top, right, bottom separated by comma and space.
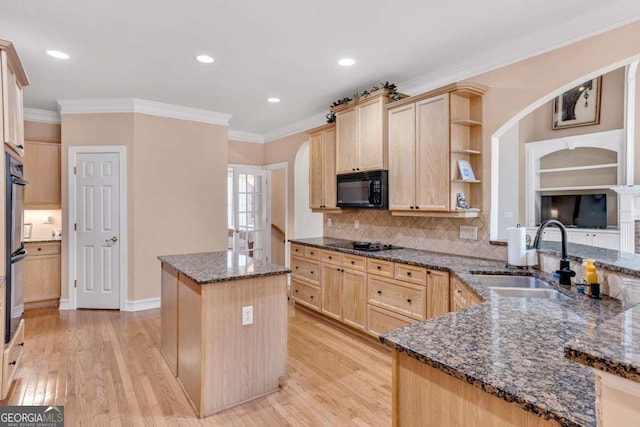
324, 211, 507, 260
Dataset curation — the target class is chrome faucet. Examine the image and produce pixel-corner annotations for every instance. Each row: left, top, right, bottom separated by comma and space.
532, 219, 576, 286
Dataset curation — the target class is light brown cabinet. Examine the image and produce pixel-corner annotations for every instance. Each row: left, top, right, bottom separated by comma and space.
308, 124, 339, 211
450, 276, 482, 311
320, 251, 367, 330
389, 95, 450, 212
427, 269, 451, 318
334, 90, 392, 174
1, 40, 29, 156
23, 140, 61, 208
160, 264, 178, 375
387, 83, 486, 217
24, 241, 61, 309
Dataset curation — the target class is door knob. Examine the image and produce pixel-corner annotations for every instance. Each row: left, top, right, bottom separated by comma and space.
106, 236, 118, 243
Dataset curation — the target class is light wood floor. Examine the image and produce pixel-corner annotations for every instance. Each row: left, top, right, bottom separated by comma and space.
1, 303, 392, 426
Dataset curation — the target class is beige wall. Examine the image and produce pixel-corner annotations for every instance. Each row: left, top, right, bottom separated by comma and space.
263, 132, 308, 239
228, 139, 264, 165
61, 113, 228, 303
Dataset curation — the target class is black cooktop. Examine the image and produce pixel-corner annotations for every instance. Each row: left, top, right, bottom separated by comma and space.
351, 241, 399, 252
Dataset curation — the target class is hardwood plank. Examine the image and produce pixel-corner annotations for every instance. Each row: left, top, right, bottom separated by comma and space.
1, 303, 392, 426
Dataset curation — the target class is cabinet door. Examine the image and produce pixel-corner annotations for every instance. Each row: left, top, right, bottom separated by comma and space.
567, 230, 590, 246
321, 265, 342, 320
160, 264, 179, 375
590, 232, 620, 250
309, 132, 324, 209
358, 97, 385, 171
2, 51, 24, 155
388, 104, 416, 210
24, 253, 61, 304
24, 141, 61, 208
342, 268, 366, 330
336, 108, 358, 174
426, 270, 450, 318
322, 128, 338, 208
415, 94, 449, 211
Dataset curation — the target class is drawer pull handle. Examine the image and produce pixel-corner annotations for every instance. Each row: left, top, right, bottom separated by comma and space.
18, 342, 24, 347
328, 256, 332, 259
310, 271, 314, 274
377, 265, 382, 270
350, 260, 355, 265
406, 271, 412, 276
407, 298, 412, 303
427, 271, 431, 275
310, 252, 314, 255
8, 361, 16, 366
295, 266, 299, 269
310, 295, 314, 299
295, 289, 298, 293
377, 290, 382, 295
337, 268, 341, 272
38, 248, 42, 251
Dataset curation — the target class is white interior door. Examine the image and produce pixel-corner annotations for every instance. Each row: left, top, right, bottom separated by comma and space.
75, 152, 121, 309
228, 167, 270, 261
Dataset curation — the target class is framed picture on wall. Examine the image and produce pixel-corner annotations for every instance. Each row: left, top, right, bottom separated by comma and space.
552, 76, 602, 129
24, 223, 32, 239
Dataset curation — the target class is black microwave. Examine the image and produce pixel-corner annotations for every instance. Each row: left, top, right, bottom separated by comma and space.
336, 170, 388, 209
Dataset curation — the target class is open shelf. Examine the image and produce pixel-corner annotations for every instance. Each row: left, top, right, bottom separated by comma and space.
451, 119, 482, 127
537, 184, 615, 192
451, 149, 481, 155
452, 179, 481, 184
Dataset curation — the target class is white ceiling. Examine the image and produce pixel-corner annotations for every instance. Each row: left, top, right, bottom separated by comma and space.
2, 0, 640, 141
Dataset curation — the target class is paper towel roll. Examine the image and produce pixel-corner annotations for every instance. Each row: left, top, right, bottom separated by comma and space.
507, 227, 527, 266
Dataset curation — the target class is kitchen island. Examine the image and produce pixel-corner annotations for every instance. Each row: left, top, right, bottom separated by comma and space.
157, 251, 290, 418
290, 237, 633, 427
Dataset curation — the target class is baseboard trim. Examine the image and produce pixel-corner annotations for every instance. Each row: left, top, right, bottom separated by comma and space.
58, 299, 71, 310
124, 297, 161, 312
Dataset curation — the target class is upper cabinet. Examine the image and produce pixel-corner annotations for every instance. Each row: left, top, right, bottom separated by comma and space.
307, 123, 340, 212
0, 40, 29, 157
334, 89, 393, 174
387, 83, 486, 217
24, 140, 62, 209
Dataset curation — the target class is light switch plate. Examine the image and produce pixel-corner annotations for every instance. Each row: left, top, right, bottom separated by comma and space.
327, 218, 332, 227
459, 225, 478, 240
242, 306, 253, 326
354, 219, 359, 230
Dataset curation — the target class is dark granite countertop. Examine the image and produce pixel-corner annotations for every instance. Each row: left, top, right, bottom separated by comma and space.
158, 251, 290, 284
565, 305, 640, 383
290, 237, 628, 427
24, 237, 62, 244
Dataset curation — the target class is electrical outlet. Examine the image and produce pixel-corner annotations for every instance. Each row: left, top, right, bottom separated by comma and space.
327, 218, 332, 227
242, 306, 253, 326
459, 225, 478, 240
354, 219, 359, 230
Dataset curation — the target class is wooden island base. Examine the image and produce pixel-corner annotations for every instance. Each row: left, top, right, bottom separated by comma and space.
392, 351, 559, 427
160, 262, 288, 418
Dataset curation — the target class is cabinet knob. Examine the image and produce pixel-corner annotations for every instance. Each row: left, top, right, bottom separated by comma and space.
328, 256, 332, 259
17, 145, 24, 150
409, 206, 414, 210
427, 271, 431, 275
310, 251, 314, 255
350, 260, 355, 265
407, 298, 412, 303
337, 268, 341, 271
310, 295, 314, 299
295, 289, 298, 293
415, 206, 420, 209
310, 271, 314, 274
295, 266, 299, 269
377, 265, 382, 270
352, 168, 356, 171
407, 271, 412, 276
377, 290, 382, 295
37, 247, 42, 251
8, 361, 16, 366
18, 342, 24, 347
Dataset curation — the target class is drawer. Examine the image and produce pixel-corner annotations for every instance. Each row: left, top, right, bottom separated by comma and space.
342, 253, 366, 271
3, 319, 24, 398
320, 249, 342, 266
25, 242, 61, 256
291, 279, 321, 311
291, 256, 320, 284
367, 305, 414, 337
395, 263, 427, 286
304, 246, 320, 260
451, 279, 468, 311
367, 258, 394, 278
367, 275, 426, 320
291, 243, 305, 257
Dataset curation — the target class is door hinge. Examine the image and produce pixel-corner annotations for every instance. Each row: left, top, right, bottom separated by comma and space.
74, 279, 77, 288
74, 223, 77, 231
74, 166, 77, 175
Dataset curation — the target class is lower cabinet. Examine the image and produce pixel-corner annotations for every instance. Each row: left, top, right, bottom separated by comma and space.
160, 264, 178, 375
24, 241, 61, 309
2, 319, 24, 400
290, 243, 454, 338
450, 276, 482, 311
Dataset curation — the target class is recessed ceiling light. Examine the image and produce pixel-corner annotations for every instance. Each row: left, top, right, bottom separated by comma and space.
196, 55, 215, 64
338, 58, 355, 66
267, 97, 281, 103
46, 50, 69, 60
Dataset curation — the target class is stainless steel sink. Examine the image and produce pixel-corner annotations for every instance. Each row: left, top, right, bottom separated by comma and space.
471, 274, 551, 289
489, 287, 572, 300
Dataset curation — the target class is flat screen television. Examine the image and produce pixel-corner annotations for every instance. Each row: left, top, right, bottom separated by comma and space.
540, 194, 607, 229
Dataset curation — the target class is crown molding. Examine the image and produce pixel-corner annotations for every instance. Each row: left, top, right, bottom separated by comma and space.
57, 98, 232, 126
24, 108, 61, 124
228, 129, 265, 143
263, 112, 328, 143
